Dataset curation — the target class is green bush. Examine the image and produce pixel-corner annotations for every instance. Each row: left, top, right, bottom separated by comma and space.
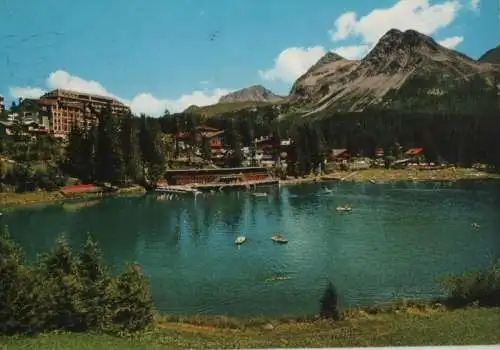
440, 259, 500, 308
0, 232, 156, 336
106, 263, 156, 334
319, 281, 340, 320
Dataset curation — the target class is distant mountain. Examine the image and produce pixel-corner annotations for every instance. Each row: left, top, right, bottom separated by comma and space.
218, 85, 284, 103
478, 46, 500, 64
287, 28, 500, 117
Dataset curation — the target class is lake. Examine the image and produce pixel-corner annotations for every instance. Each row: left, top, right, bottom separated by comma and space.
2, 181, 500, 317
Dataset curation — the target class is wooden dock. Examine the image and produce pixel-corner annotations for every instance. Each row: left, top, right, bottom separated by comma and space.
193, 178, 279, 191
155, 178, 279, 195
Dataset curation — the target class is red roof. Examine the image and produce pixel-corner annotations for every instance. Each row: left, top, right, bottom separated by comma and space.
196, 125, 219, 132
61, 184, 100, 194
405, 148, 423, 156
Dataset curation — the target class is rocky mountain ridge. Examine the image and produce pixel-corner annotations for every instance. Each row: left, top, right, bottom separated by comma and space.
218, 85, 284, 103
288, 29, 500, 117
185, 29, 499, 117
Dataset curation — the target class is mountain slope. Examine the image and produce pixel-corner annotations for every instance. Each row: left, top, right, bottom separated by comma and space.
478, 46, 500, 64
288, 29, 500, 117
219, 85, 284, 103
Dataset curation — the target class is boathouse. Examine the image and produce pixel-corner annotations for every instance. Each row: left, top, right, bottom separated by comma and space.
164, 167, 271, 186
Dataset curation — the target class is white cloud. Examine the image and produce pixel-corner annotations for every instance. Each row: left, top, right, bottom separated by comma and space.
332, 45, 372, 60
437, 35, 463, 49
329, 0, 462, 45
259, 46, 327, 83
9, 70, 233, 116
260, 0, 464, 82
470, 0, 480, 11
9, 87, 46, 99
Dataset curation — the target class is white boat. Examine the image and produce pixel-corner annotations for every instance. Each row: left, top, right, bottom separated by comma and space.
235, 235, 247, 245
252, 192, 267, 197
336, 206, 352, 212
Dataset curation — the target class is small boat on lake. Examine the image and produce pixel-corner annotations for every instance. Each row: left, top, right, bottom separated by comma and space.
252, 192, 268, 197
266, 276, 291, 282
271, 233, 288, 244
336, 205, 352, 212
472, 222, 480, 229
235, 235, 247, 245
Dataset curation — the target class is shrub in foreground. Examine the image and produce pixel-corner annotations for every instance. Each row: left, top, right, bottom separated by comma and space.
440, 259, 500, 309
0, 231, 156, 336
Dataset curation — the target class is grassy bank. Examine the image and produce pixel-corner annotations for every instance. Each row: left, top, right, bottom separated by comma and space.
280, 167, 500, 186
2, 307, 499, 349
0, 185, 146, 207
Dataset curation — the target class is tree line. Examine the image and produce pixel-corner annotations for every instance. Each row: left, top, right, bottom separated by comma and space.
64, 108, 168, 188
285, 110, 500, 175
0, 230, 155, 336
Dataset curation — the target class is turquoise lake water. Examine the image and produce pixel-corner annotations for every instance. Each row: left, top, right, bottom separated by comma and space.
3, 180, 500, 316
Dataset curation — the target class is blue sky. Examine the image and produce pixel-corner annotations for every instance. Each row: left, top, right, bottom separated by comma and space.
0, 0, 498, 115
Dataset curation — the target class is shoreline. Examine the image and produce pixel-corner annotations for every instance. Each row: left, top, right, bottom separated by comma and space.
3, 304, 500, 348
0, 168, 498, 208
0, 185, 147, 208
279, 167, 500, 186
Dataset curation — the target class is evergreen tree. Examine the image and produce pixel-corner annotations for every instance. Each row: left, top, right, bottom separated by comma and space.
0, 229, 26, 334
38, 235, 85, 332
77, 235, 112, 331
319, 281, 340, 320
95, 108, 126, 185
139, 115, 165, 187
107, 263, 155, 334
120, 113, 140, 184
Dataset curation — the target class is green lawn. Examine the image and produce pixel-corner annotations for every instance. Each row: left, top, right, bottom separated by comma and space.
2, 307, 499, 349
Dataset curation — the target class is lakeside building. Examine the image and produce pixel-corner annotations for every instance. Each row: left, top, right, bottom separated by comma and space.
38, 89, 131, 138
0, 95, 4, 112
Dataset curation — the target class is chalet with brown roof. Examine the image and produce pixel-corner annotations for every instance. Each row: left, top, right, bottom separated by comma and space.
175, 125, 225, 150
330, 149, 350, 161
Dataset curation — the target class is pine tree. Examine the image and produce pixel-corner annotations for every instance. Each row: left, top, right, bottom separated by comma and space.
319, 281, 340, 320
0, 229, 26, 334
95, 108, 126, 185
120, 113, 140, 184
107, 263, 155, 334
77, 235, 112, 331
38, 235, 85, 331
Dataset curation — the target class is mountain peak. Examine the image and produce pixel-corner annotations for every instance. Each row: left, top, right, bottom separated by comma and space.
304, 52, 345, 75
218, 85, 284, 103
478, 45, 500, 64
362, 28, 446, 69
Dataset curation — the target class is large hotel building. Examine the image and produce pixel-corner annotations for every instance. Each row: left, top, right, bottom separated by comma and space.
38, 89, 131, 138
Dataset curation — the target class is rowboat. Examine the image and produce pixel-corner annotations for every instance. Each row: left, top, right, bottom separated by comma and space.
336, 205, 352, 212
252, 192, 268, 197
235, 235, 247, 245
271, 233, 288, 244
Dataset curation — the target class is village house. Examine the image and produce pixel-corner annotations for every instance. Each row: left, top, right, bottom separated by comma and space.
254, 136, 281, 167
330, 149, 350, 162
0, 120, 49, 139
404, 147, 424, 164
